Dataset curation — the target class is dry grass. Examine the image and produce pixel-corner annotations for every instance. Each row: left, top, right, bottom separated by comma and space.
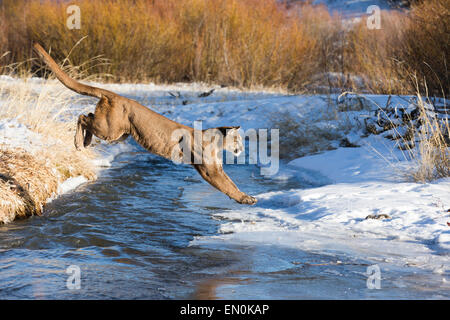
347, 0, 449, 95
398, 0, 449, 96
0, 143, 96, 223
0, 61, 98, 224
0, 0, 446, 95
403, 94, 449, 182
2, 0, 446, 95
362, 87, 449, 183
0, 0, 323, 90
0, 147, 59, 223
345, 11, 411, 94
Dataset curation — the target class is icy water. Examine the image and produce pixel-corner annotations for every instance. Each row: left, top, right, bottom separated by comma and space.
0, 143, 448, 299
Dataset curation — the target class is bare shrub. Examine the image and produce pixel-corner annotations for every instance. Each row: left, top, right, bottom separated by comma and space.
0, 0, 447, 95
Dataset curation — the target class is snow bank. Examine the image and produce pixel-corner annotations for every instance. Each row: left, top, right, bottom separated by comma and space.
0, 117, 133, 196
0, 118, 46, 152
192, 132, 449, 272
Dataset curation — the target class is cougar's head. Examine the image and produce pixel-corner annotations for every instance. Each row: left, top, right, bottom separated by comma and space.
219, 126, 244, 156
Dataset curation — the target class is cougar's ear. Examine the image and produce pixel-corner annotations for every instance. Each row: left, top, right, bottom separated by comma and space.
216, 126, 241, 136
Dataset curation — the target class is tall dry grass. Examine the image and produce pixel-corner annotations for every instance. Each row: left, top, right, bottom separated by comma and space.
347, 0, 449, 95
0, 0, 447, 94
0, 0, 326, 91
2, 0, 446, 95
0, 147, 59, 223
361, 84, 449, 182
399, 0, 449, 96
403, 93, 449, 182
345, 11, 410, 94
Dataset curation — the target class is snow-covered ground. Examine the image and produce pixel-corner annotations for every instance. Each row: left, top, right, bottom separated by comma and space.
192, 137, 450, 272
1, 76, 448, 285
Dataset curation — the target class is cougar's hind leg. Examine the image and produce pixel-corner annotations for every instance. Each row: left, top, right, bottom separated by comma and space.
75, 113, 94, 150
74, 115, 85, 150
83, 113, 94, 147
193, 163, 257, 205
83, 130, 93, 148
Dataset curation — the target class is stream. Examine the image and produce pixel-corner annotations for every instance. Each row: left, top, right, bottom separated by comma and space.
0, 140, 447, 299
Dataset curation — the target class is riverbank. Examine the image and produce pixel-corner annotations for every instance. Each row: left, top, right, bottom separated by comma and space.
0, 75, 135, 224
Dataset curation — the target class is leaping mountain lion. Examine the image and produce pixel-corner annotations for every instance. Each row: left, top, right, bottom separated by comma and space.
33, 43, 257, 205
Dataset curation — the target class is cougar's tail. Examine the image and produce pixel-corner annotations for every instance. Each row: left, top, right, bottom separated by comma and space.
33, 43, 115, 99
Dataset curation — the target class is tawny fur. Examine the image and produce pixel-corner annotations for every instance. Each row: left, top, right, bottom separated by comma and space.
33, 43, 257, 205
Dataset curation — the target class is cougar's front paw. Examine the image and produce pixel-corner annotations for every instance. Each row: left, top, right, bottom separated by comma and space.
238, 194, 258, 205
